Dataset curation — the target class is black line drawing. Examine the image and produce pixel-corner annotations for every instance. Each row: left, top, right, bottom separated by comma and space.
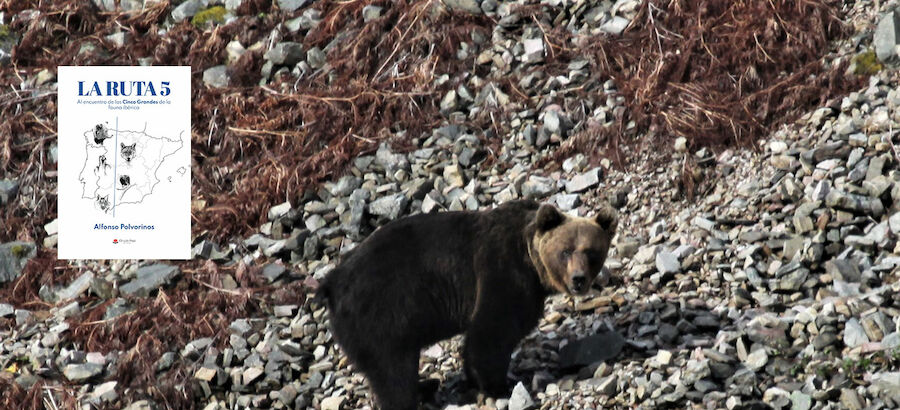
78, 123, 184, 214
92, 123, 111, 145
120, 142, 136, 163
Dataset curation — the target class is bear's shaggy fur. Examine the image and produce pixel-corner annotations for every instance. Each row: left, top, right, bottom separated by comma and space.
318, 200, 617, 410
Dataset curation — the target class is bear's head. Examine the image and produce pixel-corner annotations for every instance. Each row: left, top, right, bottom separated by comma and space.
527, 203, 618, 295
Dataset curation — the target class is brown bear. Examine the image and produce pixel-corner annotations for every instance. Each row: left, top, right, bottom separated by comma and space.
317, 199, 617, 410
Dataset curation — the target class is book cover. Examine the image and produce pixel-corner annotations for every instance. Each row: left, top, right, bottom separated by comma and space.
57, 66, 191, 259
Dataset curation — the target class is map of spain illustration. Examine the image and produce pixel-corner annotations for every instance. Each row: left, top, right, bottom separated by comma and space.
78, 122, 183, 214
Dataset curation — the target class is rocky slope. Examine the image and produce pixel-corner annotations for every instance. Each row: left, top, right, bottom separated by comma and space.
3, 0, 900, 409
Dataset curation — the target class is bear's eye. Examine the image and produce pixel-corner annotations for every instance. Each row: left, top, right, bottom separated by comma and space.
560, 249, 572, 259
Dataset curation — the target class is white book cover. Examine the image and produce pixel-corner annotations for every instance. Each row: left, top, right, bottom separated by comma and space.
57, 66, 191, 259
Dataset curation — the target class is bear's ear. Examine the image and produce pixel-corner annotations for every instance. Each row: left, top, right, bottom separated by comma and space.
595, 206, 618, 232
535, 204, 564, 232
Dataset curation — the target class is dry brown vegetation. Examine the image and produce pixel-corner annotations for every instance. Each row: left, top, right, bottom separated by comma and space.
0, 1, 876, 408
0, 0, 863, 243
0, 258, 306, 409
553, 0, 864, 163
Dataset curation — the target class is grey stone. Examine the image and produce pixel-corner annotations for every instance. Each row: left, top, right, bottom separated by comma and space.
826, 190, 883, 217
509, 381, 534, 410
104, 298, 131, 320
375, 144, 409, 174
119, 264, 180, 296
156, 352, 176, 372
277, 385, 298, 405
202, 65, 229, 88
182, 337, 214, 361
105, 31, 127, 47
321, 395, 346, 410
172, 0, 204, 22
802, 142, 848, 163
303, 235, 320, 259
262, 263, 287, 282
600, 16, 630, 35
444, 0, 482, 14
362, 5, 383, 22
305, 214, 327, 232
0, 303, 13, 317
422, 193, 441, 213
440, 89, 458, 113
264, 42, 305, 66
559, 329, 625, 369
224, 0, 243, 11
871, 372, 900, 401
522, 38, 544, 63
297, 8, 322, 30
843, 318, 869, 348
368, 193, 408, 220
191, 240, 216, 259
658, 323, 678, 343
543, 110, 565, 135
278, 0, 313, 12
123, 400, 156, 410
556, 194, 580, 211
566, 168, 602, 193
744, 349, 767, 371
790, 391, 812, 410
775, 268, 808, 292
56, 271, 94, 301
692, 216, 715, 232
242, 367, 264, 385
812, 332, 838, 349
884, 332, 900, 349
64, 363, 104, 382
90, 381, 118, 403
875, 11, 900, 63
273, 305, 296, 317
889, 212, 900, 235
0, 242, 36, 283
866, 221, 892, 247
331, 176, 361, 197
521, 176, 554, 200
307, 47, 326, 69
44, 218, 58, 235
562, 155, 587, 173
596, 374, 618, 396
268, 201, 292, 220
655, 251, 680, 275
825, 259, 861, 282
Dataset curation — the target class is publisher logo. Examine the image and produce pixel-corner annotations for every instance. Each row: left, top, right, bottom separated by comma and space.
113, 239, 118, 244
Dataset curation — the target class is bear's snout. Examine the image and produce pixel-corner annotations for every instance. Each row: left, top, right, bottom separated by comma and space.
570, 273, 589, 294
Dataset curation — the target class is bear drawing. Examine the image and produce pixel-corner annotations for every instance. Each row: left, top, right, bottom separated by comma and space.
317, 199, 618, 410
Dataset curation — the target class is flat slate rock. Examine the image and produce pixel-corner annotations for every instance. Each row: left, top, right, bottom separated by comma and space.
558, 328, 626, 369
875, 11, 900, 63
63, 363, 104, 382
119, 264, 180, 296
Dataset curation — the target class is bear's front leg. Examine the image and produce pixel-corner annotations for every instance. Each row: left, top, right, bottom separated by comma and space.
463, 325, 519, 397
462, 311, 529, 398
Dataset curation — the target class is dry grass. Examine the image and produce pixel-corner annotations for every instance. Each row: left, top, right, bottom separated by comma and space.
554, 0, 863, 165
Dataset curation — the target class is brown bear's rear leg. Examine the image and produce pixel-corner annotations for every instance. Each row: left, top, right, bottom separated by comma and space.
360, 348, 420, 410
